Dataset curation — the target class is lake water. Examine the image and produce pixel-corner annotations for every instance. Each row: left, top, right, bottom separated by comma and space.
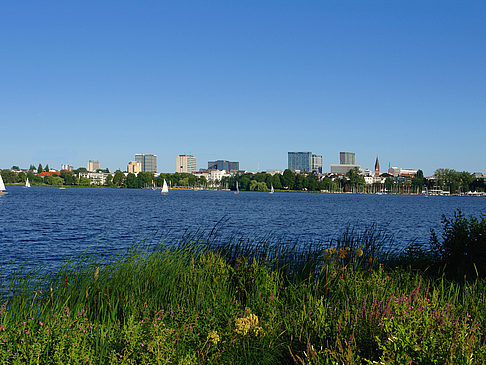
0, 186, 485, 272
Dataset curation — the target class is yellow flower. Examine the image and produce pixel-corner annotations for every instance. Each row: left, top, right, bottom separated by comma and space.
338, 249, 348, 259
207, 330, 220, 344
235, 317, 251, 335
235, 311, 263, 336
355, 248, 364, 257
329, 247, 337, 254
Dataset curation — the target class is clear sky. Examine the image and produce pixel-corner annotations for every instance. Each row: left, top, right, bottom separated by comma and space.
1, 1, 484, 176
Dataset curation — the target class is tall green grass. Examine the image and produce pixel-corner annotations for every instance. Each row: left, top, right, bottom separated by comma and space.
0, 218, 485, 364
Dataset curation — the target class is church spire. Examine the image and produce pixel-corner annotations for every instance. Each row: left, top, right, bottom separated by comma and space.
374, 156, 380, 177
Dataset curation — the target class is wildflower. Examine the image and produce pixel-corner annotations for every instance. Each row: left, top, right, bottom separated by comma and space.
338, 249, 347, 259
355, 248, 364, 257
235, 317, 251, 335
94, 267, 99, 280
207, 330, 220, 344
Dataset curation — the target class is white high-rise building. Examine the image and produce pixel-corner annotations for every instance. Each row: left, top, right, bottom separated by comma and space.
176, 155, 197, 173
127, 161, 142, 174
87, 160, 100, 172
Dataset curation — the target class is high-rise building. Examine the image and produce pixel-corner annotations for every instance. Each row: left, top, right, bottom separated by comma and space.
176, 155, 197, 173
135, 154, 157, 173
288, 152, 313, 172
127, 161, 142, 174
340, 152, 356, 165
208, 160, 239, 172
87, 160, 100, 172
330, 152, 360, 175
312, 154, 323, 174
61, 164, 73, 171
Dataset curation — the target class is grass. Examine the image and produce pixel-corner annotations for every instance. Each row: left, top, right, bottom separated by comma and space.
1, 218, 486, 364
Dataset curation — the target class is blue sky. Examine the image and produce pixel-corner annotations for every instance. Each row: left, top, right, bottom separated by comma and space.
1, 1, 484, 176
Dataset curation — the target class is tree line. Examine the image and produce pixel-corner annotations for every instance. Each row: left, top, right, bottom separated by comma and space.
1, 167, 485, 193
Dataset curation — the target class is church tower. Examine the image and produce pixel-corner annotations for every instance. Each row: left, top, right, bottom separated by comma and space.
374, 156, 380, 177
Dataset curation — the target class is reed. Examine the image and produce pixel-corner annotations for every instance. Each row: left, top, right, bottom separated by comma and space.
0, 221, 485, 364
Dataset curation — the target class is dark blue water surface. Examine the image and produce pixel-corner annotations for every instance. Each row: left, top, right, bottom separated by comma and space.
0, 186, 485, 272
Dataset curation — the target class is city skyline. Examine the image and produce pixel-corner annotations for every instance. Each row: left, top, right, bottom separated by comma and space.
1, 1, 485, 176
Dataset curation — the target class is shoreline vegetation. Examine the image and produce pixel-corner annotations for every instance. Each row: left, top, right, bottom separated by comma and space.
1, 212, 486, 363
2, 167, 485, 196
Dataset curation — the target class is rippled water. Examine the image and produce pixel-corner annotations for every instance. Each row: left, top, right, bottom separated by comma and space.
0, 186, 485, 272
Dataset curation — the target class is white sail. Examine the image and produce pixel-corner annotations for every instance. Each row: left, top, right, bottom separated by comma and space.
161, 179, 169, 194
270, 184, 274, 194
25, 178, 31, 188
0, 174, 5, 191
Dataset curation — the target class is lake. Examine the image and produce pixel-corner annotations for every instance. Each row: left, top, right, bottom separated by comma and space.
0, 186, 485, 272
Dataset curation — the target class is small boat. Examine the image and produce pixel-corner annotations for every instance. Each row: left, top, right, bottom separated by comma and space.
0, 174, 8, 195
234, 181, 239, 195
161, 179, 169, 194
270, 184, 274, 194
24, 178, 31, 188
59, 184, 66, 190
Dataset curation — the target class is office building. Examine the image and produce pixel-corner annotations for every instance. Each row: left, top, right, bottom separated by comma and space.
288, 152, 313, 172
87, 160, 100, 172
127, 161, 142, 174
135, 154, 157, 173
330, 152, 361, 175
340, 152, 356, 165
61, 164, 73, 171
330, 164, 361, 175
312, 154, 323, 174
208, 160, 239, 172
176, 155, 197, 173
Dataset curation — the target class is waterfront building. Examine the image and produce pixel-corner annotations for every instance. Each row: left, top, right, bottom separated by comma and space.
176, 155, 197, 173
87, 160, 100, 172
61, 164, 73, 171
340, 152, 356, 165
135, 154, 157, 173
208, 160, 239, 172
78, 172, 112, 185
127, 161, 142, 174
288, 152, 313, 172
312, 154, 323, 174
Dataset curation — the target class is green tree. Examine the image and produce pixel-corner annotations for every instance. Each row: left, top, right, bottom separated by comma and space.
113, 170, 125, 187
79, 177, 91, 186
37, 164, 43, 174
45, 164, 50, 172
125, 173, 138, 188
17, 172, 26, 183
271, 174, 282, 190
60, 171, 76, 185
105, 174, 114, 187
293, 174, 304, 190
412, 169, 425, 189
282, 169, 295, 189
11, 166, 20, 170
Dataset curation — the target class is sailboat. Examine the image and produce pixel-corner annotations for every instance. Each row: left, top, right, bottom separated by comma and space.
0, 174, 7, 195
270, 184, 274, 194
161, 179, 169, 194
234, 181, 239, 195
24, 178, 31, 188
